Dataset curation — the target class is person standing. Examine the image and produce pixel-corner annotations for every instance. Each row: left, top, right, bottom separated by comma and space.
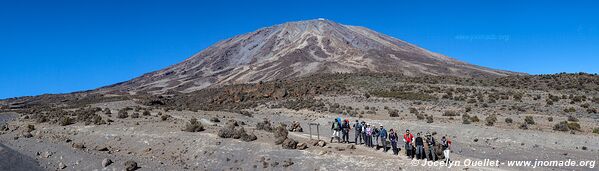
441, 136, 452, 164
389, 129, 399, 155
426, 133, 437, 161
373, 127, 380, 147
403, 129, 414, 159
365, 124, 373, 147
415, 133, 425, 159
330, 118, 341, 143
353, 120, 363, 145
341, 119, 351, 143
360, 121, 367, 145
378, 125, 388, 151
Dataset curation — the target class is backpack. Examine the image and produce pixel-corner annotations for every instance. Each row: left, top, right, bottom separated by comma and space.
355, 123, 362, 131
333, 122, 340, 130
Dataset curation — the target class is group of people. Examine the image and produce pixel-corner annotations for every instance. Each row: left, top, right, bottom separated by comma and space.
330, 118, 452, 163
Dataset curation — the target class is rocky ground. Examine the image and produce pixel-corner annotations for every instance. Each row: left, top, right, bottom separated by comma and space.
2, 73, 599, 170
1, 94, 598, 171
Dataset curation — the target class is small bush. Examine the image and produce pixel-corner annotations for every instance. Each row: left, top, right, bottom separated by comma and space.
59, 117, 73, 126
92, 115, 106, 125
26, 124, 35, 132
416, 113, 425, 120
388, 109, 399, 117
592, 128, 599, 134
567, 122, 581, 131
443, 110, 458, 117
462, 114, 471, 124
470, 116, 480, 122
256, 118, 273, 132
131, 113, 140, 118
426, 115, 434, 123
117, 110, 129, 119
546, 99, 554, 106
161, 115, 171, 121
182, 118, 204, 132
485, 115, 497, 126
519, 123, 528, 130
553, 121, 569, 131
104, 108, 111, 114
567, 116, 579, 122
580, 103, 590, 108
587, 108, 598, 114
505, 118, 513, 123
409, 108, 419, 114
564, 107, 576, 113
548, 117, 554, 122
142, 110, 151, 116
524, 116, 535, 125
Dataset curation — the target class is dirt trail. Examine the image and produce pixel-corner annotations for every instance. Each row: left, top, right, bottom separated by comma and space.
0, 112, 43, 171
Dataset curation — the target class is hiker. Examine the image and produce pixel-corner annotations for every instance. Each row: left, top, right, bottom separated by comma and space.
426, 132, 437, 161
365, 124, 373, 147
441, 136, 452, 163
403, 129, 414, 159
373, 126, 380, 147
330, 118, 341, 143
415, 133, 425, 160
353, 120, 363, 145
341, 119, 351, 143
389, 129, 399, 155
360, 121, 367, 145
379, 125, 388, 151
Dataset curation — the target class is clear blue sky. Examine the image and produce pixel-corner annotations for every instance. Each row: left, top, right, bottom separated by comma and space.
1, 0, 598, 99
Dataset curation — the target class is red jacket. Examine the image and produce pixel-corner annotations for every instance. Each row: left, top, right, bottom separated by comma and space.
403, 133, 414, 143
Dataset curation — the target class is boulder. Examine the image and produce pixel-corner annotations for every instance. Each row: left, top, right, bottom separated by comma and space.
288, 121, 303, 132
72, 143, 85, 149
297, 143, 308, 150
102, 158, 112, 167
282, 138, 298, 149
95, 146, 109, 151
58, 162, 66, 169
317, 140, 327, 147
124, 160, 138, 171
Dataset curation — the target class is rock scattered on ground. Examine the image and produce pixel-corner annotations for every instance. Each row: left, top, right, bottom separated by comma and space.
124, 160, 138, 171
102, 158, 112, 167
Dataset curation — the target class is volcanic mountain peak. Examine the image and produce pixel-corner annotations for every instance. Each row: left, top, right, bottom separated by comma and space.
104, 19, 517, 94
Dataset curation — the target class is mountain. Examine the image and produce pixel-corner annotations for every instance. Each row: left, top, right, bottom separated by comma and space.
102, 19, 518, 94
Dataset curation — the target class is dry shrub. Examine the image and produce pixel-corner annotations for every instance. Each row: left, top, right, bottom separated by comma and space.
256, 119, 273, 132
485, 115, 497, 126
524, 116, 535, 125
443, 110, 458, 117
505, 117, 513, 123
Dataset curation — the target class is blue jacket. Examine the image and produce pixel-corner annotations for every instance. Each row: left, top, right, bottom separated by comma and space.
379, 128, 387, 138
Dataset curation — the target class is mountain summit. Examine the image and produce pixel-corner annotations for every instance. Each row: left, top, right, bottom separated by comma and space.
106, 19, 517, 93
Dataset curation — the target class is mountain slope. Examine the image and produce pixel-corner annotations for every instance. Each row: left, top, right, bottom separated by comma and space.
103, 19, 518, 94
